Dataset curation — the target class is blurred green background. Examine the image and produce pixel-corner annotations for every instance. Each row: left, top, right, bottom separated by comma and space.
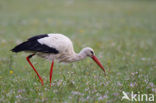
0, 0, 156, 103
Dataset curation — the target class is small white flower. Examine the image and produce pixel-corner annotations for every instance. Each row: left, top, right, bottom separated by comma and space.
152, 88, 156, 93
86, 96, 90, 100
98, 96, 103, 100
141, 57, 146, 61
130, 82, 136, 87
149, 82, 154, 87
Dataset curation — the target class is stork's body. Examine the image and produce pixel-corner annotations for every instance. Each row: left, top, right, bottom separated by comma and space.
12, 33, 105, 86
36, 34, 85, 62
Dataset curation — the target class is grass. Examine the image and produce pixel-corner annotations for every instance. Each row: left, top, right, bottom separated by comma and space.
0, 0, 156, 103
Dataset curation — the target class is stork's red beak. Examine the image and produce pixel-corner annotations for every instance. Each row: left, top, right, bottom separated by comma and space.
91, 55, 106, 74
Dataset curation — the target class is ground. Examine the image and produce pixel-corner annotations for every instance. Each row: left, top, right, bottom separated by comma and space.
0, 0, 156, 103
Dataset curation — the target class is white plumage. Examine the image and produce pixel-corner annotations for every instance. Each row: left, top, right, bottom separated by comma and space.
37, 33, 76, 62
38, 34, 74, 53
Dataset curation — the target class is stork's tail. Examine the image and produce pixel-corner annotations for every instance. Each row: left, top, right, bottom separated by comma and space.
11, 42, 29, 53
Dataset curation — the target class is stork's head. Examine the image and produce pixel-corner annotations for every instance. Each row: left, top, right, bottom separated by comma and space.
81, 47, 95, 57
82, 47, 106, 74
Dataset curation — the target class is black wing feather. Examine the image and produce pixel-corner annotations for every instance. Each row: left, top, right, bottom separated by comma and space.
11, 34, 59, 54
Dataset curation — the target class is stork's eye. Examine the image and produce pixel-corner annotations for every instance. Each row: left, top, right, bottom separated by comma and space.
90, 51, 94, 55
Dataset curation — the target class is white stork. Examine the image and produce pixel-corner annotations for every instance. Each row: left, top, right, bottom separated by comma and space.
11, 33, 105, 86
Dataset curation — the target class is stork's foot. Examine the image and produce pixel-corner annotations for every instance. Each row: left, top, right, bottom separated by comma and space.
50, 82, 52, 87
40, 79, 44, 86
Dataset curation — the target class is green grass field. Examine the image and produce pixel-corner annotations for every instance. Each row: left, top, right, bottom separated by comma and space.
0, 0, 156, 103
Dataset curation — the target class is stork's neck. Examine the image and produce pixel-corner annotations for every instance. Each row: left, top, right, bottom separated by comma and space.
67, 50, 87, 62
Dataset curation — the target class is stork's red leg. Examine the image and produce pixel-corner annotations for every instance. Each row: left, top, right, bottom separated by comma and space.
50, 60, 54, 87
26, 54, 44, 86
